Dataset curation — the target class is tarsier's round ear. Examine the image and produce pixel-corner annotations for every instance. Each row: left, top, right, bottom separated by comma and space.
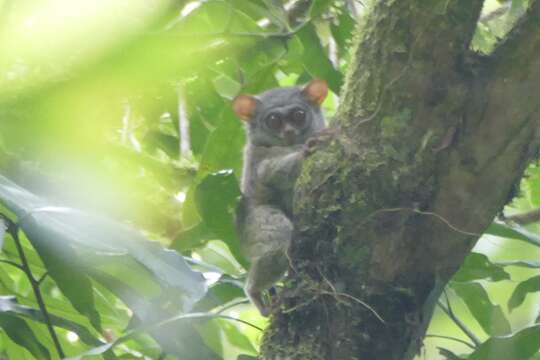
232, 95, 258, 122
301, 79, 328, 106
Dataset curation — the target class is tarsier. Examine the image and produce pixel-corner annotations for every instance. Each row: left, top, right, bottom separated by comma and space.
232, 79, 329, 316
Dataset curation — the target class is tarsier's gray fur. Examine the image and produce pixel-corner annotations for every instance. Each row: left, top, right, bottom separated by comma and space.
236, 83, 326, 316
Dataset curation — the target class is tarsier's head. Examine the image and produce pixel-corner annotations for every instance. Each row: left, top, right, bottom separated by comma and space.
232, 79, 328, 147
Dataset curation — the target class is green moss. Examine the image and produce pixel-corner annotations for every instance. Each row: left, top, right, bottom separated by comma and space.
360, 150, 386, 174
339, 242, 370, 269
380, 109, 412, 138
260, 313, 328, 360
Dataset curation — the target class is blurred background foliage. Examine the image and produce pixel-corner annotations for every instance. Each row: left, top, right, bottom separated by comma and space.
0, 0, 538, 359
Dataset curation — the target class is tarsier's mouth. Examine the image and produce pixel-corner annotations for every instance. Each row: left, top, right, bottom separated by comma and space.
283, 131, 296, 145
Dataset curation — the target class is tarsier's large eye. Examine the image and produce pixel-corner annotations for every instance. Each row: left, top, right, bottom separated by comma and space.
265, 113, 283, 130
290, 108, 306, 128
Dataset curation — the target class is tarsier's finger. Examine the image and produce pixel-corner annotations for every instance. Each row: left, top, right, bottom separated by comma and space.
304, 128, 337, 156
303, 140, 318, 156
315, 127, 338, 138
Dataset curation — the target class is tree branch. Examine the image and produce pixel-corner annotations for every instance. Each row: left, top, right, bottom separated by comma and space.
506, 207, 540, 225
428, 0, 540, 277
5, 219, 65, 358
262, 1, 538, 359
0, 259, 24, 271
481, 0, 540, 134
438, 291, 481, 347
479, 0, 540, 137
458, 0, 540, 182
431, 0, 540, 273
262, 2, 492, 359
339, 0, 484, 131
443, 0, 486, 50
37, 272, 49, 286
490, 0, 540, 73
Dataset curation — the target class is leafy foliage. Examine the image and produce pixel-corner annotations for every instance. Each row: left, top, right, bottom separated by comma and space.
0, 0, 538, 359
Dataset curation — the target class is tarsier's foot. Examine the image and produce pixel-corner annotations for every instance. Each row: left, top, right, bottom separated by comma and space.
253, 288, 282, 317
247, 288, 271, 317
259, 305, 271, 318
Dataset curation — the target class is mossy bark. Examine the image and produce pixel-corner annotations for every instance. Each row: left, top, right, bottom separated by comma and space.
260, 1, 540, 359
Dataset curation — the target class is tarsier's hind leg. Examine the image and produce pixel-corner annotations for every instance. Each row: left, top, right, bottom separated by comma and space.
245, 252, 289, 316
242, 205, 292, 316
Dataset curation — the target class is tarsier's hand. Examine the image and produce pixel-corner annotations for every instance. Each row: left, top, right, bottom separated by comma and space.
303, 127, 338, 156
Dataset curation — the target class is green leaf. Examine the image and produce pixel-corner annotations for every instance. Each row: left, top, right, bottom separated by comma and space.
240, 65, 280, 94
330, 9, 356, 50
91, 255, 162, 299
194, 276, 245, 312
238, 39, 285, 81
0, 174, 211, 357
3, 332, 40, 360
185, 255, 226, 274
0, 266, 15, 292
149, 319, 221, 360
471, 23, 498, 54
66, 313, 229, 360
438, 347, 464, 360
451, 282, 511, 336
195, 319, 224, 357
262, 0, 289, 29
196, 171, 247, 268
468, 324, 540, 360
453, 252, 510, 282
296, 23, 343, 93
495, 260, 540, 269
90, 271, 218, 360
0, 217, 5, 250
310, 0, 333, 18
88, 270, 153, 317
197, 241, 244, 276
0, 202, 17, 224
66, 343, 114, 360
526, 166, 540, 205
21, 221, 102, 331
0, 175, 207, 312
219, 319, 257, 354
228, 0, 270, 21
0, 296, 106, 349
171, 221, 216, 252
2, 238, 45, 270
198, 108, 245, 177
0, 175, 44, 219
142, 131, 180, 159
286, 35, 305, 64
508, 275, 540, 311
485, 221, 540, 247
213, 74, 242, 100
16, 289, 102, 336
0, 312, 50, 360
183, 107, 245, 228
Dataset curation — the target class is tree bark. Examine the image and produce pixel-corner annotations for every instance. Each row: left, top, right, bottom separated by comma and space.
261, 1, 540, 359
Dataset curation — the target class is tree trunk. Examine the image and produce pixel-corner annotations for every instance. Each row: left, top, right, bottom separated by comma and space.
260, 1, 540, 359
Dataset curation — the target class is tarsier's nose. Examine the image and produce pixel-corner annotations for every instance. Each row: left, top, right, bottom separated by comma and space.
282, 124, 296, 145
